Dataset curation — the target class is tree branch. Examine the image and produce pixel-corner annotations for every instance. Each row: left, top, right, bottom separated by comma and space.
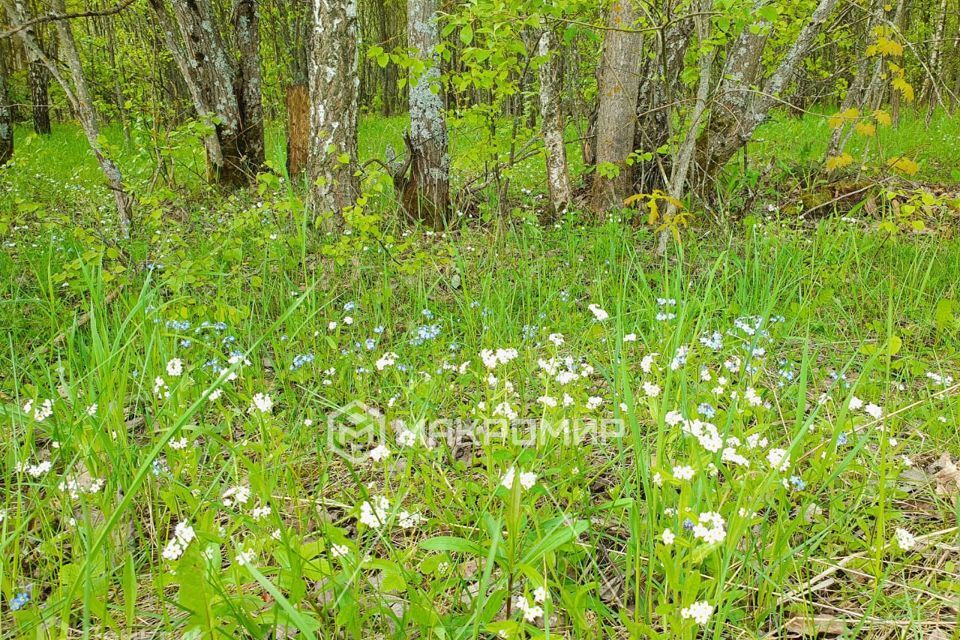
1, 0, 138, 39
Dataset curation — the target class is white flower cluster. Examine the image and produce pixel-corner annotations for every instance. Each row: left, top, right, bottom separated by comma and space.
513, 586, 548, 622
222, 485, 251, 507
692, 512, 726, 545
480, 348, 519, 369
766, 448, 790, 473
250, 393, 273, 414
680, 600, 713, 625
359, 495, 390, 528
375, 352, 398, 371
537, 356, 593, 385
15, 459, 52, 477
58, 476, 105, 500
501, 467, 537, 491
588, 304, 609, 321
23, 399, 53, 422
162, 521, 196, 561
166, 358, 183, 376
894, 527, 916, 551
848, 396, 883, 419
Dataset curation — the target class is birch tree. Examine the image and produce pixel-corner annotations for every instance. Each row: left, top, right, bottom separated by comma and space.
590, 0, 644, 212
402, 0, 450, 227
633, 4, 693, 193
308, 0, 359, 220
3, 0, 133, 236
697, 0, 840, 182
537, 24, 572, 215
0, 40, 11, 166
149, 0, 264, 186
24, 17, 51, 135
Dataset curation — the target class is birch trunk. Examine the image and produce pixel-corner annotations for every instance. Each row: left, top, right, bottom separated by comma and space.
404, 0, 450, 228
308, 0, 360, 221
698, 0, 839, 182
633, 6, 693, 193
590, 0, 644, 212
537, 25, 572, 216
234, 0, 265, 172
29, 58, 51, 134
0, 43, 11, 166
920, 0, 947, 110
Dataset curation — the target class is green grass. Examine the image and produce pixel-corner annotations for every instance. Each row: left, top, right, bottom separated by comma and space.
0, 112, 959, 638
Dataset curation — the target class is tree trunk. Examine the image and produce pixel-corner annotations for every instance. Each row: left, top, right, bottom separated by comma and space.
698, 0, 839, 184
308, 0, 360, 221
3, 0, 133, 235
667, 0, 714, 206
920, 0, 948, 106
537, 25, 572, 216
152, 0, 260, 186
0, 42, 12, 166
403, 0, 450, 228
633, 5, 693, 193
29, 59, 51, 135
286, 83, 309, 178
590, 0, 644, 212
234, 0, 265, 173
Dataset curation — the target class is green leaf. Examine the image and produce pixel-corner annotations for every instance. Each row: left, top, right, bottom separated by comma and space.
420, 536, 486, 556
460, 24, 474, 45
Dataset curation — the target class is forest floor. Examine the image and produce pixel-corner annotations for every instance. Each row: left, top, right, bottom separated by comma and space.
0, 112, 959, 638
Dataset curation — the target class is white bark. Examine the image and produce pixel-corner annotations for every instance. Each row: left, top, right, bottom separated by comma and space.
308, 0, 360, 219
537, 26, 572, 215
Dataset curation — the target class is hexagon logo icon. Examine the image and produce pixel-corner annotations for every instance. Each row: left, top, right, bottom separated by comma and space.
327, 401, 385, 463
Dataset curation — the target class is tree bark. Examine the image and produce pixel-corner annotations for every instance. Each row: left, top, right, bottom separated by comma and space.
590, 0, 644, 212
698, 0, 839, 184
308, 0, 360, 221
234, 0, 264, 173
286, 83, 309, 178
0, 41, 11, 166
920, 0, 947, 107
151, 0, 262, 186
13, 1, 53, 135
28, 59, 51, 134
537, 24, 572, 216
403, 0, 450, 228
633, 5, 693, 193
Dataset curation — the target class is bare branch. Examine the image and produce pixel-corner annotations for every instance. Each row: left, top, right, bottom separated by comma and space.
1, 0, 138, 40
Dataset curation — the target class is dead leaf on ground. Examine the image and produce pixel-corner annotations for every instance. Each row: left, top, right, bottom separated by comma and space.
930, 453, 960, 496
784, 615, 849, 636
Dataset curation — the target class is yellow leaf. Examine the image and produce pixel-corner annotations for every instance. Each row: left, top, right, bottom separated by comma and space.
886, 156, 919, 175
647, 198, 660, 226
873, 109, 892, 126
892, 77, 914, 102
828, 108, 859, 129
855, 122, 876, 137
826, 153, 854, 171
